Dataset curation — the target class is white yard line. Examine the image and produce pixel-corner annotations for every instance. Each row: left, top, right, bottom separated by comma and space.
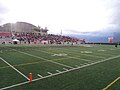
54, 48, 105, 59
56, 70, 61, 73
63, 68, 68, 71
36, 49, 92, 62
47, 72, 53, 75
12, 49, 73, 69
1, 55, 120, 90
0, 57, 29, 81
37, 74, 43, 78
97, 50, 106, 52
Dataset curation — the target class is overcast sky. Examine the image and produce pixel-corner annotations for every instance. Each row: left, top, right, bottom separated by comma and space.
0, 0, 119, 34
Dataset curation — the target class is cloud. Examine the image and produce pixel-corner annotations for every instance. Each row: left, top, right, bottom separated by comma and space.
102, 0, 120, 32
0, 2, 9, 24
0, 0, 120, 34
0, 3, 9, 14
109, 0, 120, 24
0, 17, 5, 24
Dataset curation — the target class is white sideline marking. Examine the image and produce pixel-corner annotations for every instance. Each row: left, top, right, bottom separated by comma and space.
0, 57, 29, 81
1, 55, 120, 90
47, 72, 52, 75
12, 49, 73, 69
37, 74, 43, 78
56, 70, 61, 73
63, 68, 68, 71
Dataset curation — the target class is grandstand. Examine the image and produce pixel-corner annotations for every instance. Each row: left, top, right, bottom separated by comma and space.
0, 22, 47, 44
0, 32, 12, 44
0, 22, 80, 44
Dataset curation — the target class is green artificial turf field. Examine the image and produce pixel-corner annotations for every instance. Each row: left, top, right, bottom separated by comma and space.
0, 44, 120, 90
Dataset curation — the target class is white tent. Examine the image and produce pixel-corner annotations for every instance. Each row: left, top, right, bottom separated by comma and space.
12, 39, 19, 44
12, 39, 19, 42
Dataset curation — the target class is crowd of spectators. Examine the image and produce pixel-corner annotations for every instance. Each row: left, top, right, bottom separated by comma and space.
13, 32, 82, 44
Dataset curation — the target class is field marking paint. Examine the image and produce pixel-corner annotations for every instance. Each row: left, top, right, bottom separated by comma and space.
81, 51, 93, 53
36, 49, 92, 62
0, 47, 116, 70
102, 76, 120, 90
0, 57, 70, 69
0, 66, 10, 69
97, 50, 106, 52
12, 49, 73, 69
47, 72, 53, 75
52, 53, 67, 57
1, 55, 120, 90
37, 74, 43, 78
56, 70, 61, 73
0, 57, 29, 81
1, 53, 89, 70
63, 68, 68, 71
54, 48, 105, 59
80, 44, 93, 47
0, 81, 30, 90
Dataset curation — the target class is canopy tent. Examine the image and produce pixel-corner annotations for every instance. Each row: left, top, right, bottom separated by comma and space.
12, 39, 19, 44
12, 39, 19, 42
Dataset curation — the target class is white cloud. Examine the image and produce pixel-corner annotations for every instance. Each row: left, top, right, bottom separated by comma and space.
0, 0, 113, 34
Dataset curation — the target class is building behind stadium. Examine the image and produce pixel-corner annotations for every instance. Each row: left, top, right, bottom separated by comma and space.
0, 22, 48, 35
0, 22, 85, 45
0, 22, 48, 44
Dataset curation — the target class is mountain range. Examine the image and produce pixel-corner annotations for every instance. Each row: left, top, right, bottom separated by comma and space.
66, 31, 115, 43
